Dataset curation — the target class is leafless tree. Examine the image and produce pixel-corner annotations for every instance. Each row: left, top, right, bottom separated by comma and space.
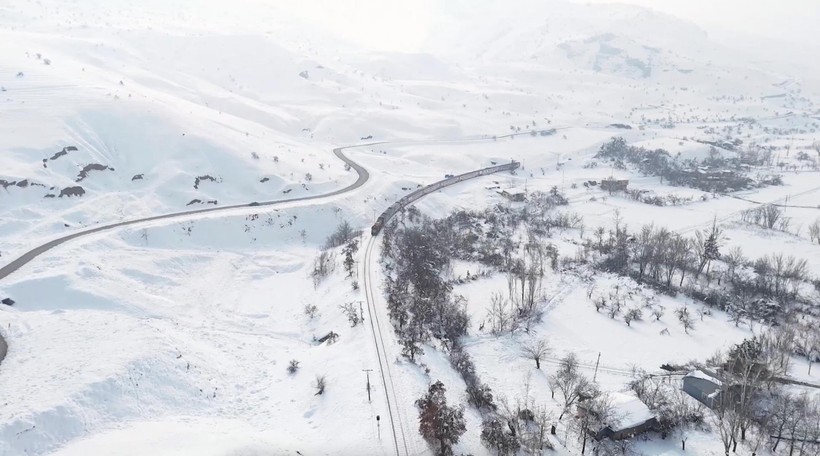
607, 300, 621, 319
723, 246, 746, 285
593, 295, 607, 312
487, 292, 516, 335
809, 219, 820, 244
304, 303, 319, 319
522, 338, 551, 369
624, 308, 643, 326
287, 359, 300, 374
340, 302, 362, 327
550, 353, 592, 420
675, 306, 695, 334
312, 250, 336, 287
651, 307, 665, 321
314, 374, 327, 395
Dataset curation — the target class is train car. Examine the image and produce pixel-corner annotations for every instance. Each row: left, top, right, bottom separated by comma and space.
369, 160, 521, 237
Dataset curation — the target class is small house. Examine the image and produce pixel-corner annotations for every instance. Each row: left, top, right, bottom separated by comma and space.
580, 392, 658, 441
499, 187, 526, 202
600, 178, 629, 193
682, 369, 723, 407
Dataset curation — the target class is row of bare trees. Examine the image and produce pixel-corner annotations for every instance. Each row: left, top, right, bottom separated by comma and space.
587, 212, 813, 328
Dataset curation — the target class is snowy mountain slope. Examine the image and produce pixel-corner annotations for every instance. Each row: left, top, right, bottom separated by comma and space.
0, 201, 395, 455
1, 1, 819, 455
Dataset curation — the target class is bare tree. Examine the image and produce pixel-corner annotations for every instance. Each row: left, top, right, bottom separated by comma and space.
304, 303, 319, 319
624, 308, 643, 326
651, 307, 665, 321
487, 292, 516, 335
340, 302, 362, 327
723, 246, 746, 285
314, 374, 327, 395
311, 250, 336, 287
675, 306, 695, 334
522, 338, 551, 369
576, 389, 616, 455
550, 353, 592, 419
809, 219, 820, 245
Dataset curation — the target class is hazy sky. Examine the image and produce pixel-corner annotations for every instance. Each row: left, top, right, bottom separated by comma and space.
277, 0, 818, 53
578, 0, 820, 45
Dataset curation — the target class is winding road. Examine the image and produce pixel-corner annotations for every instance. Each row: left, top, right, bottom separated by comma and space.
0, 144, 378, 283
0, 143, 377, 381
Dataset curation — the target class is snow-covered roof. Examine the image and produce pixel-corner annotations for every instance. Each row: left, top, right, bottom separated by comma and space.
686, 369, 722, 386
608, 392, 655, 432
500, 187, 526, 194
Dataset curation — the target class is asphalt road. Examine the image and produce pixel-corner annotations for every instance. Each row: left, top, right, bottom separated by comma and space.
0, 143, 379, 283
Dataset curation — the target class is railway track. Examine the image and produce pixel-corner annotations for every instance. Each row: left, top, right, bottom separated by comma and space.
362, 235, 410, 456
362, 161, 522, 456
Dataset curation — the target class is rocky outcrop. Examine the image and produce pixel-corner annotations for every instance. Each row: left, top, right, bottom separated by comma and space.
59, 186, 85, 197
1, 179, 33, 189
43, 146, 78, 167
186, 199, 218, 206
76, 164, 114, 182
49, 146, 77, 161
193, 175, 219, 190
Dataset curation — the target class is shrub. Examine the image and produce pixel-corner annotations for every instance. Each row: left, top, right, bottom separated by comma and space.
314, 374, 327, 395
287, 359, 300, 374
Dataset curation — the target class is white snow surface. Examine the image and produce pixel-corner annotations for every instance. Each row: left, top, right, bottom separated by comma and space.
1, 1, 819, 455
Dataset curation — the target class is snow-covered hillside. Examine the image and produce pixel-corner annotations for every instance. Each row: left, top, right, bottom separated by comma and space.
1, 0, 819, 455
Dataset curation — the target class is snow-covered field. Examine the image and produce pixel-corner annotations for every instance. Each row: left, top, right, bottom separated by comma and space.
1, 0, 819, 455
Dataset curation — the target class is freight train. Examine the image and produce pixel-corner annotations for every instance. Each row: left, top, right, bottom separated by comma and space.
370, 160, 520, 236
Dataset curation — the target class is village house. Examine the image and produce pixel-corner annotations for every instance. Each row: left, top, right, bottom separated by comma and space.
682, 369, 723, 407
579, 392, 658, 441
499, 187, 526, 202
600, 178, 629, 193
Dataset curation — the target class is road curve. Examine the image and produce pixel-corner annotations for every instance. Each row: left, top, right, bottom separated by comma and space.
0, 332, 6, 367
0, 143, 382, 282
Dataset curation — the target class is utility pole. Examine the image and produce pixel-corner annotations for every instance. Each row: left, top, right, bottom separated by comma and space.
363, 369, 373, 402
376, 415, 381, 439
592, 352, 601, 382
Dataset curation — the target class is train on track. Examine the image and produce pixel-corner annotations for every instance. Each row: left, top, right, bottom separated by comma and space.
371, 160, 520, 236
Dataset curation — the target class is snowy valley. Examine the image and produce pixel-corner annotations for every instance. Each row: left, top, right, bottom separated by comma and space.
0, 1, 819, 455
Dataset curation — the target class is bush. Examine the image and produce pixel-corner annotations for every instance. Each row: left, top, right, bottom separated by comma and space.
287, 359, 300, 374
325, 220, 358, 249
467, 383, 497, 412
314, 374, 327, 395
304, 303, 319, 319
481, 417, 520, 456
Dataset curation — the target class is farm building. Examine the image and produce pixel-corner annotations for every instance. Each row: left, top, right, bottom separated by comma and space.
579, 392, 658, 441
600, 178, 629, 193
682, 369, 723, 407
499, 187, 526, 202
